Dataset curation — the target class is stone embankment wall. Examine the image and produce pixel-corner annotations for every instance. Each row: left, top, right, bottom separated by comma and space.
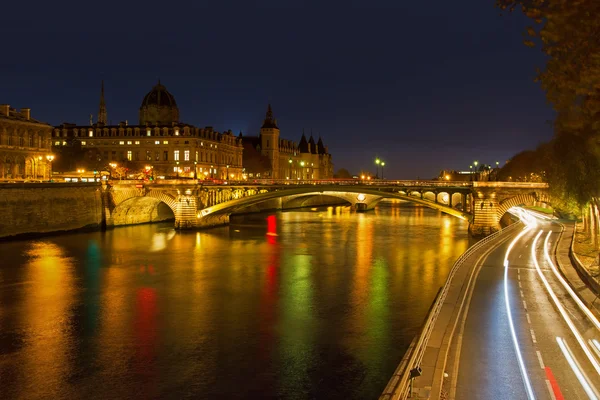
0, 183, 103, 239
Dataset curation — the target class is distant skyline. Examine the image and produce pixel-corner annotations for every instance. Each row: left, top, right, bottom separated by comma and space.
0, 0, 553, 179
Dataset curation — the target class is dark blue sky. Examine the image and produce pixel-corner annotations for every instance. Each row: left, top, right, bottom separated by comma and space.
1, 0, 552, 178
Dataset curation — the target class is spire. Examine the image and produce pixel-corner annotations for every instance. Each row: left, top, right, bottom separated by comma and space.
261, 104, 279, 129
98, 80, 107, 124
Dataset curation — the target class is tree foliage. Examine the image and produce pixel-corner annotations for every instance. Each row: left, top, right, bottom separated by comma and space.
334, 168, 352, 179
497, 0, 600, 209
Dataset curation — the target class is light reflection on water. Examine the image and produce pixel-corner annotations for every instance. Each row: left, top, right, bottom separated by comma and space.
0, 200, 470, 399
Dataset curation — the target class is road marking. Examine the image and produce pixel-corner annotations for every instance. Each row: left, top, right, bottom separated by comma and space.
530, 329, 537, 344
519, 254, 522, 258
536, 351, 545, 369
519, 281, 522, 288
526, 313, 531, 324
523, 300, 527, 310
520, 290, 524, 298
545, 380, 558, 400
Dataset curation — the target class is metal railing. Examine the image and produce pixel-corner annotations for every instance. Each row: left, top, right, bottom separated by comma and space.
379, 221, 523, 400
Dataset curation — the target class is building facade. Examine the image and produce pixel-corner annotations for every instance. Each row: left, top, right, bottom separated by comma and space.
241, 105, 334, 180
52, 81, 244, 180
0, 105, 54, 180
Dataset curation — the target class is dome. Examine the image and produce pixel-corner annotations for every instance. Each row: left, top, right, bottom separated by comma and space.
139, 80, 179, 125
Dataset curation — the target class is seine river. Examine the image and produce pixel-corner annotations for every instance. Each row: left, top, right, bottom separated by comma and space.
0, 200, 470, 399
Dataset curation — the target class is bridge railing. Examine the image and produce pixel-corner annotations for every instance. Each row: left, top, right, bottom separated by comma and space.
379, 221, 523, 400
108, 178, 476, 187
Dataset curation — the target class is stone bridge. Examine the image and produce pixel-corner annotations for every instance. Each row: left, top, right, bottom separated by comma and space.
103, 180, 550, 236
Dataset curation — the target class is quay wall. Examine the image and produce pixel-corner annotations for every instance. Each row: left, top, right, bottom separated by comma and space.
0, 183, 103, 239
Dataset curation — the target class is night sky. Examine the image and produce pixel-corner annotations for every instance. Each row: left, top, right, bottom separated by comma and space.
1, 0, 553, 179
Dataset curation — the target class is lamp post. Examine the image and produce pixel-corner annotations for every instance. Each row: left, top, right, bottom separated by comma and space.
288, 158, 292, 180
381, 161, 385, 180
210, 165, 214, 179
300, 161, 305, 180
46, 154, 54, 181
194, 161, 197, 180
226, 164, 229, 181
176, 161, 180, 179
375, 158, 380, 179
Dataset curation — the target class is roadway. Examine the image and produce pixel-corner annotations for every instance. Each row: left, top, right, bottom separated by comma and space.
451, 209, 600, 400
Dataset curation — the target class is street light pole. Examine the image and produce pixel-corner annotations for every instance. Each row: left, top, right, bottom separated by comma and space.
46, 154, 54, 181
375, 158, 380, 179
176, 161, 179, 179
194, 161, 197, 180
381, 161, 385, 180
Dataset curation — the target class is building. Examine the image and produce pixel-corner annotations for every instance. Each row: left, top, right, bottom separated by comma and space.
0, 104, 54, 180
241, 105, 334, 179
52, 81, 244, 180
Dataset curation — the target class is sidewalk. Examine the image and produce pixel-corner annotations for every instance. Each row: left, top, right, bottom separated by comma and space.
555, 221, 600, 315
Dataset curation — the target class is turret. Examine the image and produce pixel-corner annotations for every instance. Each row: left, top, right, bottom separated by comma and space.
260, 104, 280, 178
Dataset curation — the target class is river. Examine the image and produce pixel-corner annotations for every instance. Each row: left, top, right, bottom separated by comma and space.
0, 200, 470, 399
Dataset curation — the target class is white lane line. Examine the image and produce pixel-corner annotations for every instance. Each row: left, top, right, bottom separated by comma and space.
523, 300, 528, 310
504, 226, 536, 400
545, 380, 557, 400
520, 290, 525, 298
526, 313, 532, 325
518, 274, 521, 281
536, 351, 545, 369
530, 329, 537, 344
556, 337, 600, 399
519, 254, 522, 258
519, 281, 522, 289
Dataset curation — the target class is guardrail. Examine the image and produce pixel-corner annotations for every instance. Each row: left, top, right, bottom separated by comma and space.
379, 221, 523, 400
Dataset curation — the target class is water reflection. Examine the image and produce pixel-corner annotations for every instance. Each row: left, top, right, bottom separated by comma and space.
0, 200, 469, 400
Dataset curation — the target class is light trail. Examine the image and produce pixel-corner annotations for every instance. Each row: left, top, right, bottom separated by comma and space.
543, 231, 600, 331
531, 231, 600, 378
557, 337, 599, 400
504, 224, 536, 400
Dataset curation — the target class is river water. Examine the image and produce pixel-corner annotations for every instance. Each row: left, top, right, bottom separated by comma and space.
0, 200, 470, 399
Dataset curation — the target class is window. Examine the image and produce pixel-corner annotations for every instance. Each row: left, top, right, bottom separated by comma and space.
155, 141, 160, 145
163, 151, 168, 161
184, 167, 190, 172
146, 151, 152, 161
28, 136, 33, 147
55, 141, 61, 146
200, 142, 203, 146
81, 141, 87, 146
266, 140, 269, 148
174, 150, 180, 161
173, 167, 178, 172
155, 151, 160, 161
163, 140, 168, 144
103, 151, 108, 160
89, 130, 94, 137
175, 129, 179, 136
184, 140, 189, 144
195, 151, 198, 162
119, 141, 124, 145
127, 141, 132, 145
147, 129, 151, 136
184, 150, 190, 161
134, 151, 139, 161
62, 141, 66, 146
127, 151, 132, 161
135, 141, 140, 145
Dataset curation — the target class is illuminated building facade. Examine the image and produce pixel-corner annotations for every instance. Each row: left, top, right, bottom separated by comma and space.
0, 104, 54, 180
241, 105, 334, 179
52, 81, 244, 180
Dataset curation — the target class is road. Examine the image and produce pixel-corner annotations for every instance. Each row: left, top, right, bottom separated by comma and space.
452, 209, 600, 400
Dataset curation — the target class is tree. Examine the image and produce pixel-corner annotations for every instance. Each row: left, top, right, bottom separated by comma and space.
498, 0, 600, 208
334, 168, 352, 179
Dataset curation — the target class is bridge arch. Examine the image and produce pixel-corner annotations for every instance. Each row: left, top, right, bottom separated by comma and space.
496, 192, 551, 221
111, 196, 175, 226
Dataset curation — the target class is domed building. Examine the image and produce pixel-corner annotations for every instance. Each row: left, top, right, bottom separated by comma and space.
52, 80, 243, 180
139, 81, 179, 125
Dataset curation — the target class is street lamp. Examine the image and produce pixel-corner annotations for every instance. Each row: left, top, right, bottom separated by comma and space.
375, 158, 381, 179
381, 161, 385, 180
288, 158, 292, 179
194, 161, 197, 180
176, 161, 180, 179
46, 154, 54, 181
300, 161, 305, 180
226, 164, 229, 181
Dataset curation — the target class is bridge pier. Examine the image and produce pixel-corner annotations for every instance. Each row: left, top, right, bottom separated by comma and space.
469, 188, 500, 237
174, 191, 198, 229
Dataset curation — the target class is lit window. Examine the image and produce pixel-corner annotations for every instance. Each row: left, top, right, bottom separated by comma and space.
184, 150, 190, 161
173, 167, 178, 172
62, 141, 66, 145
174, 150, 180, 161
200, 142, 203, 146
119, 141, 125, 145
127, 141, 132, 145
184, 167, 190, 172
155, 141, 160, 145
89, 130, 93, 137
135, 141, 140, 145
81, 141, 87, 146
210, 144, 213, 148
55, 141, 61, 146
195, 151, 198, 161
175, 129, 179, 136
163, 140, 168, 144
127, 151, 132, 160
147, 129, 151, 136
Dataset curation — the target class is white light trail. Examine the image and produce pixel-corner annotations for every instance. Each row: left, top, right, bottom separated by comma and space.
504, 225, 536, 400
543, 231, 600, 331
531, 231, 600, 377
557, 337, 599, 400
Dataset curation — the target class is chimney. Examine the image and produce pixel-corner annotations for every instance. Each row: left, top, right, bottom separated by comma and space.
21, 108, 31, 120
0, 104, 9, 117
